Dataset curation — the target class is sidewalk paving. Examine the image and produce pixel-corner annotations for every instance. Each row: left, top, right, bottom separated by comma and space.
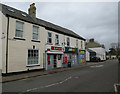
2, 60, 112, 83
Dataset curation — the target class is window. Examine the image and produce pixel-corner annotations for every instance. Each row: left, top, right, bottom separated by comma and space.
22, 13, 27, 17
28, 49, 40, 66
33, 26, 39, 40
76, 40, 78, 47
15, 21, 24, 38
47, 32, 52, 44
81, 41, 83, 49
55, 34, 59, 45
67, 37, 70, 46
7, 8, 15, 12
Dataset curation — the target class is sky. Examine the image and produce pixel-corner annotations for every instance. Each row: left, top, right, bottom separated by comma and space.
1, 2, 118, 51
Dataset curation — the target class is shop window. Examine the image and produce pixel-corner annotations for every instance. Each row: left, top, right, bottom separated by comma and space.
15, 21, 24, 38
33, 26, 39, 40
67, 37, 70, 46
27, 49, 40, 66
58, 55, 61, 60
55, 34, 59, 45
47, 32, 52, 44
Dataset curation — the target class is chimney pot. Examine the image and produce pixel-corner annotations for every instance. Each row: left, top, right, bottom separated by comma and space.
28, 3, 36, 18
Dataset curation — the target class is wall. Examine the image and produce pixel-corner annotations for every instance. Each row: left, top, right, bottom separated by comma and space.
0, 4, 2, 93
2, 17, 46, 73
0, 9, 2, 71
86, 50, 90, 61
46, 29, 64, 46
46, 29, 85, 50
78, 40, 85, 50
2, 13, 7, 73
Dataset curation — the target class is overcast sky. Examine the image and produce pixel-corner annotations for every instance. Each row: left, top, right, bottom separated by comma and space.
2, 2, 118, 51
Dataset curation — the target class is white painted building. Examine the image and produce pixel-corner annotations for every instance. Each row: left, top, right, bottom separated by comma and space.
0, 3, 86, 73
89, 47, 106, 61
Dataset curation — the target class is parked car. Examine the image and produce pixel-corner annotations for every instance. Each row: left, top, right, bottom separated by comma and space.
90, 56, 101, 62
118, 56, 120, 63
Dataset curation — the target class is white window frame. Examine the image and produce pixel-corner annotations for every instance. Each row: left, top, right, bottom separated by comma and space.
47, 32, 52, 44
81, 41, 83, 49
27, 49, 40, 66
15, 21, 24, 38
76, 40, 78, 47
32, 26, 39, 40
55, 34, 59, 45
67, 37, 70, 46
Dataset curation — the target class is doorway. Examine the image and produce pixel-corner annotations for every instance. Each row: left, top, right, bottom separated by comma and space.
53, 55, 57, 68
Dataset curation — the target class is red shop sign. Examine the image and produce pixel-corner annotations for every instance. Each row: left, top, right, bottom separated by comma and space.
51, 46, 62, 51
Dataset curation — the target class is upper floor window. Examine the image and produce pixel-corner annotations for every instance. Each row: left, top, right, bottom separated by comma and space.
47, 32, 52, 44
67, 37, 70, 46
81, 41, 83, 49
55, 34, 59, 45
33, 26, 39, 40
76, 40, 78, 47
15, 21, 24, 38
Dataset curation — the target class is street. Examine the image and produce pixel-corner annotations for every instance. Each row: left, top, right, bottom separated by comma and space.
2, 60, 118, 93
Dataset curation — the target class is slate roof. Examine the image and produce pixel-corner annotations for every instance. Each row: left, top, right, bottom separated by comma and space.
86, 41, 102, 49
1, 3, 85, 41
87, 49, 96, 53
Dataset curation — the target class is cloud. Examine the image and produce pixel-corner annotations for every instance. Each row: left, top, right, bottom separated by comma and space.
2, 2, 118, 51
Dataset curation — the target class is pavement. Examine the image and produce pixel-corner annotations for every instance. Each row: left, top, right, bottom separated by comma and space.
2, 60, 113, 83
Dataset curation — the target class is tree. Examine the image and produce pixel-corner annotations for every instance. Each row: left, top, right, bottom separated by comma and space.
108, 48, 117, 55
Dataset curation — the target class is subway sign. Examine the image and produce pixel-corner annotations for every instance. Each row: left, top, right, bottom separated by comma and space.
65, 47, 78, 53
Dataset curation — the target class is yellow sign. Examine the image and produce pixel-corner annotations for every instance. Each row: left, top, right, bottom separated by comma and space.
72, 49, 75, 51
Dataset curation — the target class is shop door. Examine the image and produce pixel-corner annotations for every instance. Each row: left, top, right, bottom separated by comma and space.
57, 55, 62, 68
53, 55, 57, 68
74, 54, 77, 65
47, 55, 53, 70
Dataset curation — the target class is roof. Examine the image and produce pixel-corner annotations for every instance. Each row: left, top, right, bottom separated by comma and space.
87, 49, 96, 53
86, 41, 102, 49
1, 3, 85, 41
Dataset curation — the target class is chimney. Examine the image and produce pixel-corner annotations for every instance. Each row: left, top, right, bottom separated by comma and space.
28, 3, 36, 18
89, 38, 94, 42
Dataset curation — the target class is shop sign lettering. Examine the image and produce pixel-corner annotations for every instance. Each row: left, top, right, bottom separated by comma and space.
51, 46, 62, 51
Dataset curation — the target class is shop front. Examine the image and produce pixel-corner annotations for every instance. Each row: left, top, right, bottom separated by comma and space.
64, 47, 78, 67
45, 45, 63, 70
79, 50, 86, 64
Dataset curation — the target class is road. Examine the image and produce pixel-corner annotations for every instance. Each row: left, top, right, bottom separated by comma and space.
2, 60, 119, 93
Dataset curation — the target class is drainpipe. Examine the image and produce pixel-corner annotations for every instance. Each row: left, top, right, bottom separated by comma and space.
6, 16, 9, 74
45, 50, 47, 70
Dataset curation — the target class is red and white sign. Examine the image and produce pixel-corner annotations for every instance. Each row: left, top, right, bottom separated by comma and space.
63, 54, 67, 63
51, 46, 62, 51
47, 55, 50, 65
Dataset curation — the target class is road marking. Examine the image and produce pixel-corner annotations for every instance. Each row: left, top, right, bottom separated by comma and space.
90, 65, 104, 68
74, 77, 79, 79
25, 76, 72, 92
114, 83, 120, 92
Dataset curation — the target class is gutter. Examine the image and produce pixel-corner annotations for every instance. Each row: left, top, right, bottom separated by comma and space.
6, 16, 9, 74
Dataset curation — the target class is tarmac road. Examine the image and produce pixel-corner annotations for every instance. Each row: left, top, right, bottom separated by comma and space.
2, 60, 118, 93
